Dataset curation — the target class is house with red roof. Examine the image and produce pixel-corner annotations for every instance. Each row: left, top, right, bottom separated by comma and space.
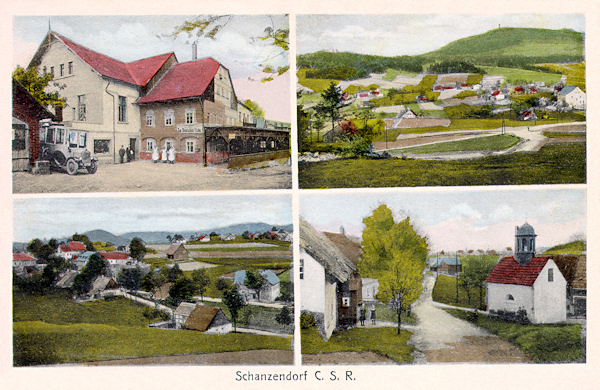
29, 30, 177, 163
56, 241, 87, 260
98, 250, 134, 266
486, 223, 566, 324
13, 253, 37, 273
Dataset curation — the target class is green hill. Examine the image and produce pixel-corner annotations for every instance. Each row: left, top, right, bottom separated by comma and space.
297, 27, 583, 80
543, 240, 585, 255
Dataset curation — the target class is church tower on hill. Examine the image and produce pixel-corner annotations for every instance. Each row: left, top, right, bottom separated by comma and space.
515, 222, 536, 265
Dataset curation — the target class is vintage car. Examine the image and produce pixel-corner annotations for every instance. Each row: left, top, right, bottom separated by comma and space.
39, 119, 98, 175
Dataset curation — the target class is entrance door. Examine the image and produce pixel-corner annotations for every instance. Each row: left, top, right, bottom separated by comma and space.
129, 138, 136, 161
12, 120, 29, 171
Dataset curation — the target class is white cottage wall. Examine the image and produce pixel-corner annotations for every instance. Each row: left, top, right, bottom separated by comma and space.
532, 260, 567, 323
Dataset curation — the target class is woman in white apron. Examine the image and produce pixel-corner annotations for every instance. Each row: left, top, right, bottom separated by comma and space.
161, 146, 167, 163
167, 146, 176, 164
151, 146, 159, 163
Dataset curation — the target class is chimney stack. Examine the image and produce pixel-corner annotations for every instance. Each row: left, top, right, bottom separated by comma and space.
192, 42, 198, 60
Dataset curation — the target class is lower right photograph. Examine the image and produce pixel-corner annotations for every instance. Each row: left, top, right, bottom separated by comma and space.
298, 187, 586, 365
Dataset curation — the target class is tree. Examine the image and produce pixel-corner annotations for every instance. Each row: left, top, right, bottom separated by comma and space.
12, 65, 65, 110
244, 270, 264, 301
41, 256, 70, 287
26, 238, 55, 261
215, 278, 231, 292
117, 267, 143, 290
315, 82, 344, 136
460, 255, 497, 310
163, 263, 184, 283
129, 237, 146, 261
358, 205, 428, 334
275, 305, 292, 325
191, 268, 211, 302
72, 233, 94, 251
168, 277, 198, 305
243, 99, 265, 118
72, 253, 108, 295
223, 286, 245, 332
297, 97, 311, 152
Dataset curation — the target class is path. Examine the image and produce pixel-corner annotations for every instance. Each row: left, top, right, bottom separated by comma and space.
408, 273, 532, 363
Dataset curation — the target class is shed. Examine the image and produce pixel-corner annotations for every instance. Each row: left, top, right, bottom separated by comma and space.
182, 305, 232, 334
166, 244, 190, 261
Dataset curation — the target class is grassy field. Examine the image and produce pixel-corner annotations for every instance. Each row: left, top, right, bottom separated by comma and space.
399, 134, 520, 154
543, 240, 586, 255
432, 274, 485, 310
373, 305, 416, 324
299, 144, 585, 188
539, 62, 585, 91
188, 246, 288, 252
445, 309, 583, 363
383, 68, 419, 81
543, 131, 585, 138
13, 291, 290, 366
301, 326, 415, 364
142, 257, 171, 269
297, 68, 340, 93
481, 66, 563, 85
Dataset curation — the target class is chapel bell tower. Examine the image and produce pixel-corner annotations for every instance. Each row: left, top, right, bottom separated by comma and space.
515, 222, 536, 265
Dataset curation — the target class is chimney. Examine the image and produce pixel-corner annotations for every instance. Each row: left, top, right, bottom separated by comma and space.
192, 42, 198, 60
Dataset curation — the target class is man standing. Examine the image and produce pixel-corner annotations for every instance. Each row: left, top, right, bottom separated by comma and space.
119, 145, 125, 164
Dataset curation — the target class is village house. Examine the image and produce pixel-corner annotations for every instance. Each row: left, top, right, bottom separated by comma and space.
72, 250, 97, 270
233, 269, 281, 303
174, 302, 232, 334
361, 278, 380, 306
29, 30, 175, 163
12, 253, 37, 274
486, 223, 567, 324
557, 85, 586, 110
430, 255, 462, 275
56, 241, 86, 260
88, 275, 120, 299
220, 233, 237, 241
166, 243, 190, 261
299, 219, 359, 340
12, 78, 58, 171
98, 250, 134, 266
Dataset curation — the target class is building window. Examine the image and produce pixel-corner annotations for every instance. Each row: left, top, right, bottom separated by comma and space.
50, 66, 54, 76
42, 66, 47, 75
146, 110, 155, 127
186, 140, 195, 153
94, 139, 111, 154
299, 259, 304, 280
548, 268, 554, 282
145, 138, 156, 151
60, 64, 64, 77
77, 95, 87, 121
118, 96, 127, 122
165, 139, 174, 150
164, 110, 174, 126
506, 294, 514, 301
185, 109, 195, 124
68, 62, 73, 75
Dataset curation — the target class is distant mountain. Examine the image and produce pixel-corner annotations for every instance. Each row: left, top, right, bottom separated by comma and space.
81, 229, 130, 246
297, 27, 583, 76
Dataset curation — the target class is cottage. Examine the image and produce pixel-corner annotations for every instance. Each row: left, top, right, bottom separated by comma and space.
173, 302, 197, 329
88, 275, 119, 298
98, 251, 134, 266
72, 250, 97, 270
180, 304, 232, 334
233, 269, 281, 303
430, 255, 462, 275
299, 218, 358, 340
166, 244, 190, 261
219, 233, 236, 241
557, 85, 586, 110
152, 282, 172, 301
486, 223, 567, 324
13, 253, 37, 274
56, 241, 86, 260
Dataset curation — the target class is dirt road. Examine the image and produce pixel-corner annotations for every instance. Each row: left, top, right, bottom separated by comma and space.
13, 159, 291, 193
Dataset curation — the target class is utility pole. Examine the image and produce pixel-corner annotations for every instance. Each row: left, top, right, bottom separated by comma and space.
455, 252, 459, 304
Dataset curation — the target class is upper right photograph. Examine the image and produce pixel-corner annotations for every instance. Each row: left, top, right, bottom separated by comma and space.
297, 14, 586, 188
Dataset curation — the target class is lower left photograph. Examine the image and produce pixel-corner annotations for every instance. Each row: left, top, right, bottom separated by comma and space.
12, 194, 294, 366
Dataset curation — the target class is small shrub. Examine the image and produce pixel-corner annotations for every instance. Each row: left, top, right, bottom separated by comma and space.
300, 313, 316, 329
276, 306, 293, 325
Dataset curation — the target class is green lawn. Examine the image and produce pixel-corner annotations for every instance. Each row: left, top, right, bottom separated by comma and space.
373, 305, 416, 324
481, 66, 563, 85
445, 309, 583, 363
383, 68, 419, 81
301, 326, 415, 364
543, 240, 586, 255
543, 132, 585, 138
142, 257, 171, 269
299, 144, 585, 188
399, 134, 520, 154
14, 321, 290, 366
297, 68, 340, 93
432, 274, 485, 310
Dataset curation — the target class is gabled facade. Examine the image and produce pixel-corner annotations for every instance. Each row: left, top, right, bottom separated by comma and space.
166, 244, 189, 261
557, 85, 586, 110
13, 253, 37, 273
56, 241, 86, 260
232, 269, 281, 303
180, 304, 232, 334
29, 31, 175, 163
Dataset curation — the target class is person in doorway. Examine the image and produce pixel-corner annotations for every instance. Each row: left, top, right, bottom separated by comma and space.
128, 147, 134, 162
359, 306, 366, 326
125, 147, 131, 162
151, 146, 159, 163
119, 146, 125, 164
371, 306, 376, 325
167, 145, 176, 164
161, 146, 167, 163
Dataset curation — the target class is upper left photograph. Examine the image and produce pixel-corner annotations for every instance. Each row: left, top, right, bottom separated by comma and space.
12, 15, 291, 193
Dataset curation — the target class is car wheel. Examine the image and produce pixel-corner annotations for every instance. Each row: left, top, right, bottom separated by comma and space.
87, 160, 98, 174
66, 159, 78, 175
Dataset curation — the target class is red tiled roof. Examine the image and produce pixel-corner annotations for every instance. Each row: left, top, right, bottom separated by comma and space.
492, 90, 501, 96
69, 241, 86, 251
486, 256, 550, 286
99, 251, 130, 260
59, 244, 70, 252
54, 32, 173, 87
13, 253, 35, 261
137, 58, 221, 104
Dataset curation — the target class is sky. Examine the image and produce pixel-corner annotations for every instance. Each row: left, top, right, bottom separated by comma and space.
297, 14, 585, 56
13, 15, 290, 121
13, 194, 292, 242
300, 188, 586, 252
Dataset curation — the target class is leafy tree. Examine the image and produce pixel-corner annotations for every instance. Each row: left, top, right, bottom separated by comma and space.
358, 205, 428, 333
172, 234, 184, 242
243, 99, 265, 118
275, 305, 292, 325
26, 238, 55, 261
242, 230, 252, 240
297, 96, 311, 152
277, 280, 292, 302
215, 278, 231, 292
72, 234, 94, 251
41, 256, 70, 287
117, 267, 143, 290
191, 268, 211, 302
129, 237, 146, 261
244, 270, 264, 300
166, 234, 172, 243
12, 65, 65, 110
168, 277, 198, 306
315, 82, 344, 135
72, 253, 108, 295
163, 264, 184, 283
223, 286, 245, 332
460, 255, 497, 310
